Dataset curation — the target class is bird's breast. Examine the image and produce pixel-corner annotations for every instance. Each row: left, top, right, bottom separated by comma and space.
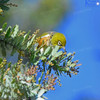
38, 36, 50, 47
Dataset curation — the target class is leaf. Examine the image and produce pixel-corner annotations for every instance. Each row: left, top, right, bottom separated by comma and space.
2, 23, 7, 30
12, 36, 19, 46
50, 51, 63, 61
21, 80, 31, 86
38, 89, 47, 97
34, 61, 40, 65
30, 43, 38, 51
67, 53, 72, 57
42, 95, 48, 100
5, 26, 11, 38
8, 62, 11, 68
12, 36, 24, 47
41, 56, 46, 60
16, 36, 24, 46
31, 87, 40, 95
5, 43, 11, 50
27, 35, 36, 48
50, 56, 56, 61
51, 46, 59, 56
20, 44, 27, 50
0, 28, 2, 33
67, 60, 71, 66
54, 51, 63, 58
70, 63, 76, 67
26, 76, 32, 81
0, 58, 3, 63
0, 0, 9, 3
63, 61, 66, 67
44, 47, 51, 55
3, 94, 7, 99
1, 43, 6, 57
22, 30, 31, 43
38, 71, 44, 84
11, 25, 19, 38
0, 5, 9, 11
36, 97, 45, 100
11, 48, 16, 56
66, 67, 70, 71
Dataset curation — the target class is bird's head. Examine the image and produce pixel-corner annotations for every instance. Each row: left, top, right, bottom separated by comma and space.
39, 32, 66, 50
51, 32, 66, 49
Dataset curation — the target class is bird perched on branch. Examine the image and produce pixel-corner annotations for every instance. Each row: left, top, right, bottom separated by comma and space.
37, 32, 66, 50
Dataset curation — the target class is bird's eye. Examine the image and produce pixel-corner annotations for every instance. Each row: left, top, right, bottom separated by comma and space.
58, 41, 62, 46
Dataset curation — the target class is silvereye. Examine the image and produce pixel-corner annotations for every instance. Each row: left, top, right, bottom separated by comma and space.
38, 32, 66, 50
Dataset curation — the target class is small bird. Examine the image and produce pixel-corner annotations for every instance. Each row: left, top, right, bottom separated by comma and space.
38, 31, 66, 50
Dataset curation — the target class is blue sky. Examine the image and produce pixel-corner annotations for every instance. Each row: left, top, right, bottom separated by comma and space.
2, 0, 100, 100
45, 0, 100, 100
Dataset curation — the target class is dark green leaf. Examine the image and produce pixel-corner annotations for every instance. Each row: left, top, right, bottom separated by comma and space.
0, 0, 9, 3
5, 26, 11, 38
63, 62, 66, 67
27, 35, 36, 48
12, 36, 23, 47
0, 5, 9, 11
0, 58, 3, 63
16, 36, 24, 46
1, 43, 6, 57
20, 44, 27, 50
38, 71, 44, 84
2, 22, 7, 30
22, 30, 31, 44
11, 48, 16, 56
8, 62, 11, 68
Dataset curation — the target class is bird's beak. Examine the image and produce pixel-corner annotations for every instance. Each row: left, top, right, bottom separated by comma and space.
62, 46, 66, 51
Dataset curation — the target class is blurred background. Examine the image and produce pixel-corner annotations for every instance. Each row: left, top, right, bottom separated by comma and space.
0, 0, 100, 100
0, 0, 70, 34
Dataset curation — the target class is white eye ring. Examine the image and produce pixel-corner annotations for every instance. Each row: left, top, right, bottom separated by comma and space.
58, 41, 62, 46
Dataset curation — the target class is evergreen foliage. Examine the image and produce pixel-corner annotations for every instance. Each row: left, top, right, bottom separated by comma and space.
0, 23, 81, 99
0, 0, 17, 15
0, 0, 81, 99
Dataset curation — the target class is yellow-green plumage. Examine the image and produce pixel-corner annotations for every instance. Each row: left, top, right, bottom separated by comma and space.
38, 32, 66, 49
51, 33, 66, 48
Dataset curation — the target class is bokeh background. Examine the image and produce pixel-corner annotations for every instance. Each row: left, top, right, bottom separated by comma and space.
0, 0, 100, 100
